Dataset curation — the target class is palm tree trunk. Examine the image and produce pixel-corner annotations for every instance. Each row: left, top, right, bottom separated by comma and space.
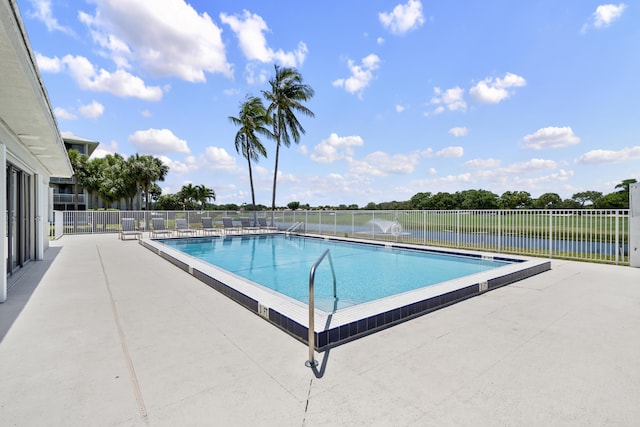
271, 142, 281, 211
248, 157, 257, 224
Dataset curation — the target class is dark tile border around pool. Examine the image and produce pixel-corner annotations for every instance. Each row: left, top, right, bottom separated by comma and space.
139, 235, 551, 351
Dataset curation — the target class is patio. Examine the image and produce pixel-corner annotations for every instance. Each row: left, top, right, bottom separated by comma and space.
1, 234, 639, 426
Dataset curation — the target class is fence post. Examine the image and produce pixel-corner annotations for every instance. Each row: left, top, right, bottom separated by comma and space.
456, 210, 460, 248
615, 210, 619, 265
548, 210, 553, 259
497, 210, 501, 253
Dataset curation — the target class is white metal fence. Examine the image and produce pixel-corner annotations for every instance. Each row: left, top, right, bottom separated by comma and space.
54, 209, 630, 265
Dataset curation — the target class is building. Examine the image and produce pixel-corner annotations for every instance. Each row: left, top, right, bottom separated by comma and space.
51, 134, 99, 211
1, 1, 74, 302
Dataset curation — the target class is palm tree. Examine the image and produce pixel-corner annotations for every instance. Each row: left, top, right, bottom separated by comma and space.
141, 155, 169, 210
229, 95, 272, 218
126, 153, 146, 210
178, 183, 198, 210
99, 153, 134, 209
262, 65, 314, 211
67, 149, 88, 211
194, 184, 216, 209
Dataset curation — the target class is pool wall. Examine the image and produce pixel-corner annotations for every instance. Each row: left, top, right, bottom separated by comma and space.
139, 234, 551, 351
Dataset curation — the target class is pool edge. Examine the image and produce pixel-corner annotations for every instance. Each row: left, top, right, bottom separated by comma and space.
139, 235, 551, 351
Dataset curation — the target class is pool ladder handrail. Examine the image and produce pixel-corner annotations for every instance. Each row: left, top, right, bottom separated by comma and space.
306, 249, 337, 368
286, 221, 305, 233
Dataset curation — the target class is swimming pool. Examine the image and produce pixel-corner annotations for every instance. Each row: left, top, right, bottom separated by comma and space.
159, 234, 511, 310
140, 234, 550, 350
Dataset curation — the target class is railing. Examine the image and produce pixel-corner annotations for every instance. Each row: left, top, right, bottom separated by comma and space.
286, 221, 305, 233
53, 193, 86, 204
54, 209, 631, 265
306, 249, 337, 368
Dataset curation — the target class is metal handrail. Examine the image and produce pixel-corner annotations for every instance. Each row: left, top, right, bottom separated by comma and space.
286, 221, 304, 232
306, 249, 337, 367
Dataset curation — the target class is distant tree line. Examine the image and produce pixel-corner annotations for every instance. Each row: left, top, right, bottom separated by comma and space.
351, 179, 635, 211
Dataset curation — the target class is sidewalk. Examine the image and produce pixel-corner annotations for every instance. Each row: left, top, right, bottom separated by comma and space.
1, 234, 639, 426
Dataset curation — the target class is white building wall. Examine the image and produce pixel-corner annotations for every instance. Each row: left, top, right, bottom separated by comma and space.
1, 144, 7, 302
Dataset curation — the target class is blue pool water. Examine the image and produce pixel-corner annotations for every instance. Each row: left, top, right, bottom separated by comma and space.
159, 235, 511, 308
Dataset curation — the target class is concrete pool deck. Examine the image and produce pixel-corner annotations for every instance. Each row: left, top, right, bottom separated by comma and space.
1, 234, 639, 426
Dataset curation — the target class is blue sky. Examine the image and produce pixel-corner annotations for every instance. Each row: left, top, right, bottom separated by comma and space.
19, 0, 639, 207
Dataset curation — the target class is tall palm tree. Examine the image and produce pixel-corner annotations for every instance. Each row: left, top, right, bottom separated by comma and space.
99, 154, 129, 209
141, 155, 169, 210
262, 65, 314, 211
229, 95, 272, 218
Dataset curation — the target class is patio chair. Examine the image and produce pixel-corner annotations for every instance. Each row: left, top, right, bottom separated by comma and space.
240, 218, 259, 233
175, 218, 196, 237
150, 217, 173, 238
257, 217, 277, 232
119, 218, 142, 240
201, 217, 220, 236
222, 217, 241, 235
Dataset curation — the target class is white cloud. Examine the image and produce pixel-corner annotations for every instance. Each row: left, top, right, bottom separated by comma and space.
35, 53, 62, 72
411, 173, 473, 189
311, 133, 364, 163
379, 0, 425, 35
244, 63, 269, 85
469, 72, 526, 104
349, 151, 420, 176
422, 146, 464, 158
522, 126, 580, 149
89, 139, 118, 159
82, 0, 233, 81
158, 155, 190, 175
485, 158, 558, 177
436, 146, 464, 158
449, 127, 469, 137
581, 3, 627, 33
128, 128, 190, 154
377, 37, 385, 45
54, 107, 77, 120
576, 146, 640, 164
78, 100, 105, 119
201, 146, 239, 172
332, 54, 381, 98
27, 0, 74, 34
395, 104, 406, 113
430, 86, 466, 113
220, 10, 307, 67
60, 54, 163, 101
465, 158, 501, 169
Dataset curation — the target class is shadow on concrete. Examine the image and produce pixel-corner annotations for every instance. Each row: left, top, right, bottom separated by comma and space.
0, 247, 61, 343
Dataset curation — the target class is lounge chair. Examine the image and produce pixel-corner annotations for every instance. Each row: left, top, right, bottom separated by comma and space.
201, 217, 220, 236
150, 217, 173, 238
175, 218, 196, 237
222, 217, 241, 234
257, 217, 277, 231
119, 218, 142, 240
240, 218, 259, 233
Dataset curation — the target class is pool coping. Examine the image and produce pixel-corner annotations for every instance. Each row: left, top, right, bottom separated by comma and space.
139, 233, 551, 351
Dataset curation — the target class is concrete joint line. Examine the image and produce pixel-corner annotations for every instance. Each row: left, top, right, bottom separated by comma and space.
97, 246, 148, 418
302, 378, 313, 425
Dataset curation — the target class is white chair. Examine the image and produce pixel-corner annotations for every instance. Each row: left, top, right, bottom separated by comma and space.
119, 218, 142, 240
175, 218, 196, 237
150, 218, 173, 238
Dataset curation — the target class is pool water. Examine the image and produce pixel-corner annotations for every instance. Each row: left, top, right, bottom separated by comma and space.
160, 235, 511, 308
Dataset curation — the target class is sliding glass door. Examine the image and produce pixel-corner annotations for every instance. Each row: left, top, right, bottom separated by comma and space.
6, 163, 33, 276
